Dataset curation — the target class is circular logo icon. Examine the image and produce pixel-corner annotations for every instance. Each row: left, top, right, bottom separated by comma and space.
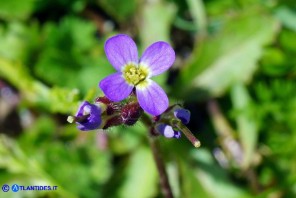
11, 184, 19, 192
2, 184, 9, 192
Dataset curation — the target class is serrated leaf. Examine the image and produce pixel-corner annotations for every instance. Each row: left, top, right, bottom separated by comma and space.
35, 16, 113, 93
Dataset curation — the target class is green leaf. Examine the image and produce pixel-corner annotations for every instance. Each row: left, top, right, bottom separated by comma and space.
35, 17, 112, 93
280, 29, 296, 53
109, 123, 146, 155
260, 47, 287, 76
139, 0, 176, 48
275, 6, 296, 32
97, 0, 137, 22
0, 134, 77, 198
173, 10, 279, 100
179, 157, 211, 198
0, 58, 79, 113
118, 146, 158, 198
0, 21, 39, 61
189, 149, 250, 198
186, 0, 207, 35
0, 0, 35, 20
230, 83, 258, 169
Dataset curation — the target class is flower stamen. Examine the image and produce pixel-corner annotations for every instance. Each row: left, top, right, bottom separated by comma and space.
123, 64, 148, 86
67, 114, 90, 123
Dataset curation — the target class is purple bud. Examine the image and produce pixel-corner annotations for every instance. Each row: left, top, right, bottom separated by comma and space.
75, 101, 102, 131
174, 108, 190, 124
156, 124, 181, 139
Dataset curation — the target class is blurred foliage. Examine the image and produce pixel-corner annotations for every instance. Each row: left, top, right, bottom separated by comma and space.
0, 0, 296, 197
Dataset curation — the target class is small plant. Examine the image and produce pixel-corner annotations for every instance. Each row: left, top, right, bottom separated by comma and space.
67, 34, 200, 147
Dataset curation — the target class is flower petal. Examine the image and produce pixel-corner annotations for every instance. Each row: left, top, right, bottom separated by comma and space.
136, 79, 168, 116
156, 124, 181, 139
174, 131, 182, 139
156, 124, 174, 138
139, 41, 175, 76
174, 108, 191, 124
99, 73, 133, 102
75, 101, 102, 131
104, 34, 138, 71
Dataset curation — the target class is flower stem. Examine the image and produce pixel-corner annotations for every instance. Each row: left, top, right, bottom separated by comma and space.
141, 114, 174, 198
148, 137, 174, 198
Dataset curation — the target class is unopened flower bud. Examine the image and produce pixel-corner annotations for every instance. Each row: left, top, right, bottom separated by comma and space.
156, 123, 181, 139
121, 102, 143, 125
102, 115, 123, 129
68, 101, 102, 131
174, 108, 190, 124
96, 96, 120, 115
153, 105, 200, 147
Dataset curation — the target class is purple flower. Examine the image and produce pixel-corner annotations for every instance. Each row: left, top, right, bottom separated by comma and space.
99, 34, 175, 116
75, 101, 102, 131
155, 107, 191, 139
174, 108, 190, 124
156, 124, 181, 139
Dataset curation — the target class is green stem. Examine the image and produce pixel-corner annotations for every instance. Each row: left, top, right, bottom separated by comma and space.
141, 114, 174, 198
148, 137, 174, 198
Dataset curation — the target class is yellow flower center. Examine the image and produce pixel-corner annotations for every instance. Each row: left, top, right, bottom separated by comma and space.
123, 64, 149, 86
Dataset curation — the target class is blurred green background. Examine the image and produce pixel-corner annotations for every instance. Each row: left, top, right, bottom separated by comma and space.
0, 0, 296, 197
